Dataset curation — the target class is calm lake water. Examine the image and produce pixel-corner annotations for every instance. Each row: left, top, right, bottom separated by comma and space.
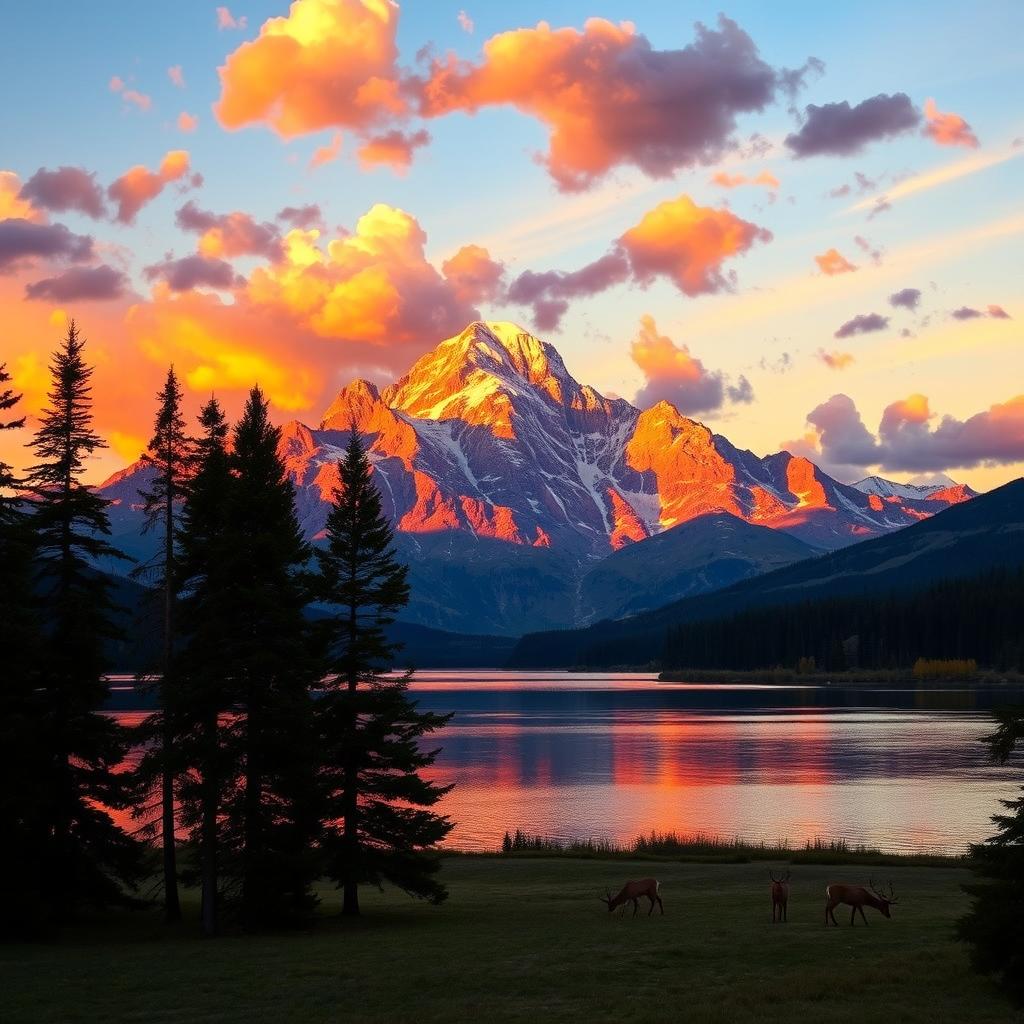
110, 671, 1023, 856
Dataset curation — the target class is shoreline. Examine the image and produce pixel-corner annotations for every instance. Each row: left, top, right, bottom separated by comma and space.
656, 667, 1024, 688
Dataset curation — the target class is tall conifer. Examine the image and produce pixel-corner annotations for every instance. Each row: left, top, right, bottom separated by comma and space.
133, 367, 192, 922
26, 321, 140, 917
174, 398, 235, 936
316, 427, 453, 917
225, 387, 319, 926
959, 707, 1024, 1003
0, 364, 48, 934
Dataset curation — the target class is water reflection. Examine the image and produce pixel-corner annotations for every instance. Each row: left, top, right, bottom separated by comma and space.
403, 673, 1020, 854
108, 672, 1022, 856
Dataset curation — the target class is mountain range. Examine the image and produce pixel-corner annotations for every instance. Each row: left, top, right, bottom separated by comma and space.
508, 477, 1024, 668
101, 321, 975, 636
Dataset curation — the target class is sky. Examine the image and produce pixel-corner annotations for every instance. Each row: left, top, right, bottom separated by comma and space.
1, 0, 1022, 488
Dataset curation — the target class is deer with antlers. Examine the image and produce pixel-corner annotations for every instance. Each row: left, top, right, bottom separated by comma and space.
769, 870, 790, 923
600, 878, 664, 916
824, 879, 897, 926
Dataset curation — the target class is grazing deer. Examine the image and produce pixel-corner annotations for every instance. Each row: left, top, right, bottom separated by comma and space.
600, 878, 664, 916
769, 870, 790, 923
824, 879, 897, 926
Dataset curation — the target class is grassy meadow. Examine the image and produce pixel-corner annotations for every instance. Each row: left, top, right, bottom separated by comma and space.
0, 855, 1015, 1024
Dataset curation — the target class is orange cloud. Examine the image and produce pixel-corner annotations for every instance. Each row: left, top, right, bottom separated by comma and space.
507, 194, 770, 329
309, 132, 343, 170
107, 150, 191, 223
880, 393, 931, 435
357, 128, 430, 171
619, 195, 771, 295
441, 244, 504, 304
245, 203, 480, 347
923, 98, 979, 148
630, 314, 729, 413
0, 171, 44, 221
420, 16, 785, 191
817, 348, 854, 370
814, 248, 857, 275
127, 287, 321, 411
215, 0, 406, 138
710, 169, 779, 189
177, 112, 198, 133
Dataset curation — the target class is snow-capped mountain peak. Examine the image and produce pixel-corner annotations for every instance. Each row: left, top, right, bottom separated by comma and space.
102, 322, 976, 605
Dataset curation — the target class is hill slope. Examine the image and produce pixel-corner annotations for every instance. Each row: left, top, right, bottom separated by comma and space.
509, 477, 1024, 667
576, 513, 818, 624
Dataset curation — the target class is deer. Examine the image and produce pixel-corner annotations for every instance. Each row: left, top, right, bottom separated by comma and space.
769, 870, 790, 923
824, 879, 897, 926
600, 878, 664, 916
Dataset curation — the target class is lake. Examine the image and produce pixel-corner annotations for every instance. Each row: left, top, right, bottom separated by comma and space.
109, 671, 1022, 856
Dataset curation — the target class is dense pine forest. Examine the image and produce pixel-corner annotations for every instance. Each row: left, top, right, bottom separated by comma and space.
0, 323, 451, 936
658, 568, 1024, 673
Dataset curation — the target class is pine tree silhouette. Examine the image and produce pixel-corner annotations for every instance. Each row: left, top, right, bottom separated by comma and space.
174, 397, 236, 936
0, 363, 49, 934
133, 367, 193, 923
26, 321, 141, 918
316, 426, 453, 916
959, 707, 1024, 1004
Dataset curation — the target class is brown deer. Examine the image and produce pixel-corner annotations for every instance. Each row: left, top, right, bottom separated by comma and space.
769, 870, 790, 923
600, 878, 664, 916
824, 879, 897, 926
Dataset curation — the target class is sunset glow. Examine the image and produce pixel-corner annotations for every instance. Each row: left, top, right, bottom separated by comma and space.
0, 0, 1021, 493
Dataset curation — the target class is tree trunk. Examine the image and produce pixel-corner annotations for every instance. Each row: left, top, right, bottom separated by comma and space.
161, 480, 181, 923
199, 710, 218, 937
341, 744, 360, 916
242, 682, 262, 926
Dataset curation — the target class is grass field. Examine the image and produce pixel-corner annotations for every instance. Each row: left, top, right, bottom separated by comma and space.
0, 856, 1014, 1024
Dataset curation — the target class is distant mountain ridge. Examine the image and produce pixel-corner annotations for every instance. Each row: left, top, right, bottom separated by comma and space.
508, 477, 1024, 668
101, 321, 975, 635
852, 475, 976, 504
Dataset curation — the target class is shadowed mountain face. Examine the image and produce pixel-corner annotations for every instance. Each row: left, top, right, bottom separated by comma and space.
508, 477, 1024, 667
100, 321, 973, 635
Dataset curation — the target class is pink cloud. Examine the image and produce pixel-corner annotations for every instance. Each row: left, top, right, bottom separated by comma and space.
25, 264, 128, 302
357, 129, 431, 172
419, 16, 808, 191
507, 195, 770, 329
175, 200, 282, 259
217, 6, 248, 30
923, 98, 979, 148
803, 391, 1024, 472
441, 244, 505, 305
168, 65, 185, 88
309, 132, 343, 170
107, 150, 191, 224
177, 112, 199, 133
630, 315, 742, 414
19, 166, 106, 219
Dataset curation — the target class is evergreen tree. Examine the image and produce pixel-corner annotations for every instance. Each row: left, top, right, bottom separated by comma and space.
0, 360, 26, 513
174, 398, 235, 936
133, 367, 193, 923
958, 706, 1024, 1004
0, 365, 49, 935
26, 321, 140, 918
223, 387, 319, 926
316, 427, 453, 917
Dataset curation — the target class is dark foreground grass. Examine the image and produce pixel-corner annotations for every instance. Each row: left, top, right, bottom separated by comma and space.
0, 856, 1014, 1024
